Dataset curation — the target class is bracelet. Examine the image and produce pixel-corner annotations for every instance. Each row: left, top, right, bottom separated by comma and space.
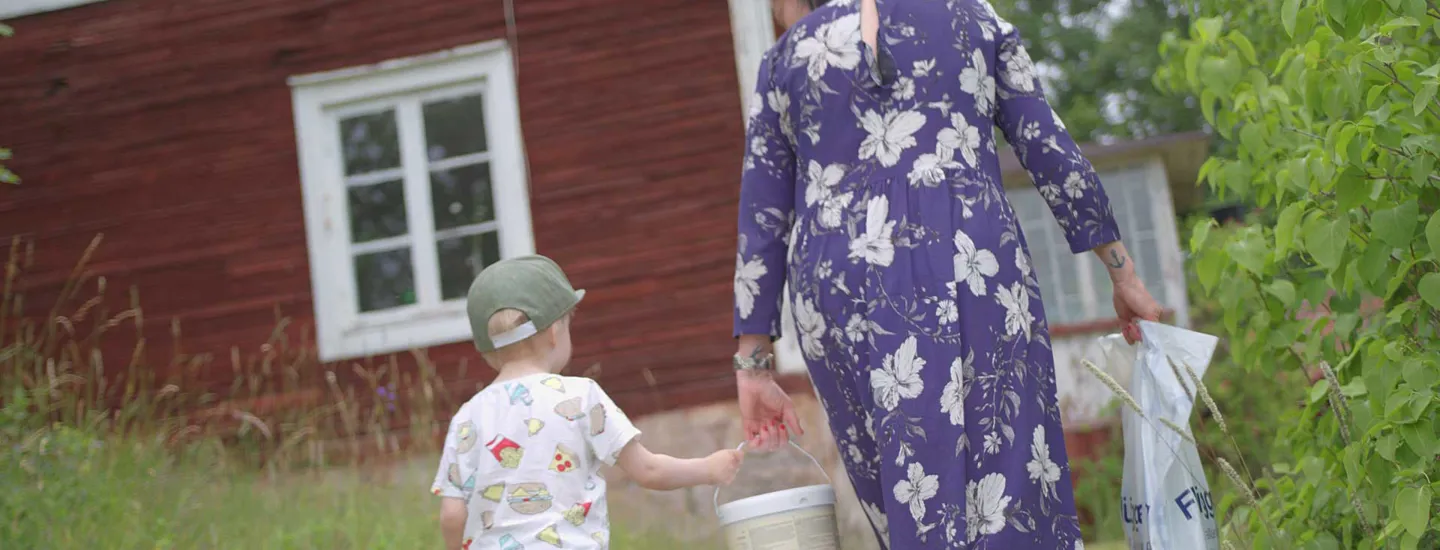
733, 353, 776, 372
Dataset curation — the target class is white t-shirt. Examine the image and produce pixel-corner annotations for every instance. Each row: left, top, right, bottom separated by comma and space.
432, 374, 640, 550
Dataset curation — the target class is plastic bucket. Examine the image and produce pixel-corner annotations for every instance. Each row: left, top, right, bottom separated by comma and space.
714, 441, 841, 550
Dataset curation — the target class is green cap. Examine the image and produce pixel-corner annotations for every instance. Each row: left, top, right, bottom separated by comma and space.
466, 255, 586, 352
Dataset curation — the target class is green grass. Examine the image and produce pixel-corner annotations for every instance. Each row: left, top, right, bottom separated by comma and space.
1, 429, 693, 549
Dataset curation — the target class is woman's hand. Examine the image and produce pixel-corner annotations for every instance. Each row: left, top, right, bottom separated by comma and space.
1113, 276, 1163, 343
737, 370, 803, 451
735, 335, 803, 452
1094, 241, 1164, 343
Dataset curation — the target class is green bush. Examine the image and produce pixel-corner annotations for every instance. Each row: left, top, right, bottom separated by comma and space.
1154, 0, 1440, 548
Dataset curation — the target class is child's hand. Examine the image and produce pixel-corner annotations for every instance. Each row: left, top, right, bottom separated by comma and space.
705, 449, 744, 486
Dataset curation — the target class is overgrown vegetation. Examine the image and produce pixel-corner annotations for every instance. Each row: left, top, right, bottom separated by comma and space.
1, 22, 17, 185
0, 237, 695, 548
1151, 0, 1440, 547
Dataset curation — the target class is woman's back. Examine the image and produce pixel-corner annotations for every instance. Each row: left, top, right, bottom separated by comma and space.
758, 0, 1039, 191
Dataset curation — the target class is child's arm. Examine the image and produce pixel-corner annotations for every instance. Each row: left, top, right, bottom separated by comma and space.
616, 440, 743, 491
439, 497, 467, 550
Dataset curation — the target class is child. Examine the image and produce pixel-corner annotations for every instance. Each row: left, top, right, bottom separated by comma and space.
432, 255, 744, 550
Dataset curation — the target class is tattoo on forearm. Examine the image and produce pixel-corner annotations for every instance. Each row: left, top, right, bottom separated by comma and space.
1107, 250, 1127, 270
748, 345, 766, 361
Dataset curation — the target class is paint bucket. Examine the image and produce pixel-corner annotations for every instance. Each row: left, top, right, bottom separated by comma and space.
714, 440, 841, 550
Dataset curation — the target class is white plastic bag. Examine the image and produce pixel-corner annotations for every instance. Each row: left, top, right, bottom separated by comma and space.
1095, 320, 1221, 550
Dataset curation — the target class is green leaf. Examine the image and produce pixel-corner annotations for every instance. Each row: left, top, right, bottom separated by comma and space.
1415, 82, 1437, 116
1303, 214, 1350, 270
1335, 169, 1367, 213
1229, 232, 1270, 275
1419, 273, 1440, 309
1195, 17, 1224, 43
1387, 391, 1412, 418
1282, 0, 1301, 37
1196, 251, 1225, 294
1358, 242, 1391, 288
1405, 392, 1433, 424
1387, 259, 1418, 299
1342, 377, 1367, 398
1201, 89, 1219, 128
1367, 84, 1390, 108
1428, 212, 1440, 258
1275, 201, 1306, 259
1325, 0, 1347, 26
1265, 280, 1297, 305
1185, 46, 1204, 88
1403, 360, 1437, 390
1373, 200, 1419, 248
1414, 154, 1436, 190
1335, 124, 1357, 165
1395, 486, 1432, 537
1380, 16, 1421, 33
1378, 433, 1400, 461
1228, 32, 1258, 65
1309, 379, 1331, 404
1400, 422, 1439, 460
1190, 219, 1215, 253
0, 23, 12, 38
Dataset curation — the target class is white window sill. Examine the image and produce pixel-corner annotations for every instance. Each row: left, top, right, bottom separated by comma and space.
320, 302, 473, 362
0, 0, 105, 20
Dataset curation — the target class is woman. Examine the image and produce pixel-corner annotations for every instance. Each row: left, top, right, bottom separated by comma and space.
730, 0, 1165, 548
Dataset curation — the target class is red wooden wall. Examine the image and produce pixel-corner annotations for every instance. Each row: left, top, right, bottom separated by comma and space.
0, 0, 758, 418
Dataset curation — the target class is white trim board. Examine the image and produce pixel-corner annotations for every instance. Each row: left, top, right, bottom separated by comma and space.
727, 0, 778, 120
0, 0, 106, 20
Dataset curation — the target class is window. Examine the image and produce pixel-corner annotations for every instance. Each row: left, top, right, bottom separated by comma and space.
0, 0, 105, 19
290, 42, 534, 361
1009, 160, 1184, 326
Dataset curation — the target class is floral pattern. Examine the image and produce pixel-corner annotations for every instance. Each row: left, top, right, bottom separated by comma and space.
733, 0, 1121, 547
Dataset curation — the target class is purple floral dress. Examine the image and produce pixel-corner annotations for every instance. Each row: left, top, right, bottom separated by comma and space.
733, 0, 1122, 548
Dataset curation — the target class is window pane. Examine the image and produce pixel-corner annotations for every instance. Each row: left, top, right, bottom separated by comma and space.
339, 110, 401, 176
355, 248, 416, 312
1091, 259, 1114, 320
438, 232, 501, 300
347, 180, 409, 243
423, 94, 488, 161
430, 163, 495, 230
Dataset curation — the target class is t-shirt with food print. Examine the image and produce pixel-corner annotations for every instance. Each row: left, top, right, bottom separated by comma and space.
432, 374, 640, 550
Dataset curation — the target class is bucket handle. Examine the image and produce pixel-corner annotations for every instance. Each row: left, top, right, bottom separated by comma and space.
712, 439, 832, 516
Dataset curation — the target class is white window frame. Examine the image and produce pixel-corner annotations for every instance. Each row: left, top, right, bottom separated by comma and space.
1010, 158, 1191, 328
289, 41, 534, 362
0, 0, 105, 19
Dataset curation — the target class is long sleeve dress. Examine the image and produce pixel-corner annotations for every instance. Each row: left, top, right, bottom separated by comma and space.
733, 0, 1121, 548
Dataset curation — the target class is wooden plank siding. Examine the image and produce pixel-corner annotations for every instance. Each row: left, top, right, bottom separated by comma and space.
0, 0, 755, 419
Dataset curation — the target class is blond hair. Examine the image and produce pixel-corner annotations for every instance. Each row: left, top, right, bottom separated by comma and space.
481, 308, 549, 368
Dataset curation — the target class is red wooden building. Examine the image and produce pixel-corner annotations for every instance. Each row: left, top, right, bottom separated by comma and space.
0, 0, 804, 417
0, 0, 1204, 432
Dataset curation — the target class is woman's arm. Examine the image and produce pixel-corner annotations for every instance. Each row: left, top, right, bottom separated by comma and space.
734, 51, 806, 448
1092, 240, 1138, 283
734, 53, 797, 341
989, 20, 1162, 337
990, 19, 1122, 255
616, 440, 743, 491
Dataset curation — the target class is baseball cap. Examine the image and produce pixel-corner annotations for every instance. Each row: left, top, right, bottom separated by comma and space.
466, 255, 586, 352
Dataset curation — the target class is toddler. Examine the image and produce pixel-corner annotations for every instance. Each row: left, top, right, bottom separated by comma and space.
432, 255, 744, 550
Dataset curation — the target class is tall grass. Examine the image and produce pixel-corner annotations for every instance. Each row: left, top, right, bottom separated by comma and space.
1, 235, 466, 472
0, 236, 704, 548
